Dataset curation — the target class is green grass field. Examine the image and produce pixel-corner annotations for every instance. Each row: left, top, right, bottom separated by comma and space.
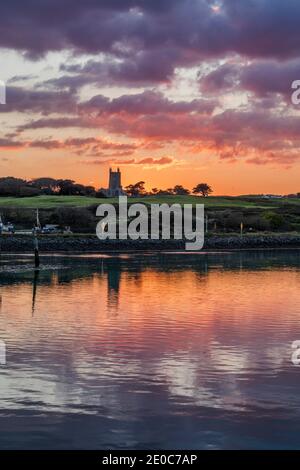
1, 195, 298, 209
0, 195, 98, 208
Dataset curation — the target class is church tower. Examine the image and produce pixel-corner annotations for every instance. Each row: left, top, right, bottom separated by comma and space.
107, 168, 125, 196
109, 168, 121, 192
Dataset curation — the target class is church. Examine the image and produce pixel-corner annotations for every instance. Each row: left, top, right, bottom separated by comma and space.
101, 168, 126, 197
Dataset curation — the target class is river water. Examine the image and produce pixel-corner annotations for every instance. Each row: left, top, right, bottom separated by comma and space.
0, 250, 299, 449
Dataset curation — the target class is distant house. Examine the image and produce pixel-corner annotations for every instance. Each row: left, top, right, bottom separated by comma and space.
262, 194, 283, 199
100, 168, 126, 197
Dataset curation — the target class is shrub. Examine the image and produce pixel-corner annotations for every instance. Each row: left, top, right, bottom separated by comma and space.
264, 212, 285, 230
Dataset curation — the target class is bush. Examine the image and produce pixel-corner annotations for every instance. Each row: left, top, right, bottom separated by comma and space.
50, 207, 95, 232
264, 212, 285, 230
19, 186, 41, 197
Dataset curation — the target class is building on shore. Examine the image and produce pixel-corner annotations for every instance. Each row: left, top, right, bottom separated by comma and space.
100, 168, 126, 197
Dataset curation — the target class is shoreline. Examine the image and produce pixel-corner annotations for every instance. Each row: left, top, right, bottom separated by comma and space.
1, 233, 300, 253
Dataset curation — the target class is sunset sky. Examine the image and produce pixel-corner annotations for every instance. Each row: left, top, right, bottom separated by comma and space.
1, 0, 300, 195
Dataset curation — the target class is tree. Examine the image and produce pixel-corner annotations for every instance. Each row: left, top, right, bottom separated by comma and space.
95, 190, 108, 198
56, 179, 93, 196
154, 189, 174, 196
30, 177, 60, 194
0, 177, 39, 197
166, 188, 174, 195
84, 185, 96, 196
264, 212, 285, 230
56, 179, 77, 195
172, 185, 190, 196
125, 181, 146, 197
192, 183, 213, 197
0, 176, 96, 197
151, 188, 159, 195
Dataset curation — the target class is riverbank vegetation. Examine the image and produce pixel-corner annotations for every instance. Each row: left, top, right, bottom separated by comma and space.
0, 195, 299, 234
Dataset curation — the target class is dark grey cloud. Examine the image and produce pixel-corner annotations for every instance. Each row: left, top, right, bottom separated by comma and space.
81, 90, 217, 116
240, 60, 300, 98
200, 58, 300, 100
15, 90, 217, 132
1, 1, 300, 74
200, 63, 240, 93
18, 117, 85, 132
54, 48, 184, 88
0, 138, 23, 148
0, 86, 77, 114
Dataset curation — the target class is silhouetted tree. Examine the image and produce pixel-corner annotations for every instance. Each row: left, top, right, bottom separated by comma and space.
125, 181, 146, 197
0, 176, 94, 197
0, 177, 40, 197
192, 183, 213, 197
172, 185, 190, 196
30, 177, 60, 194
152, 189, 174, 196
151, 188, 159, 195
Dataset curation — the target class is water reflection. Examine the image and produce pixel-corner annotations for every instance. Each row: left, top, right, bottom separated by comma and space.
31, 270, 39, 316
0, 250, 299, 449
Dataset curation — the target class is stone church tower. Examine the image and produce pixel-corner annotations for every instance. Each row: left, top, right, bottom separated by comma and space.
106, 168, 126, 196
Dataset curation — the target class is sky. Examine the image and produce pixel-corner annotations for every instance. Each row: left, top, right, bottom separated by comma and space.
0, 0, 300, 195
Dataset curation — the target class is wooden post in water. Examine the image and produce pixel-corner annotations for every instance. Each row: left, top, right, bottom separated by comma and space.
33, 229, 40, 268
33, 209, 40, 269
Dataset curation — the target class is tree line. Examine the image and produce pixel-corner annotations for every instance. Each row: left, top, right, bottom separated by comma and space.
0, 177, 95, 197
125, 182, 213, 197
0, 177, 213, 198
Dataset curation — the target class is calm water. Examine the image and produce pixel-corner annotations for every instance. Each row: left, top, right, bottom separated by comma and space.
0, 250, 300, 449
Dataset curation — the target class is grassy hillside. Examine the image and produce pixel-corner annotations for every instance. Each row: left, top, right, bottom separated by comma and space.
0, 195, 97, 208
0, 195, 299, 234
1, 194, 299, 209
